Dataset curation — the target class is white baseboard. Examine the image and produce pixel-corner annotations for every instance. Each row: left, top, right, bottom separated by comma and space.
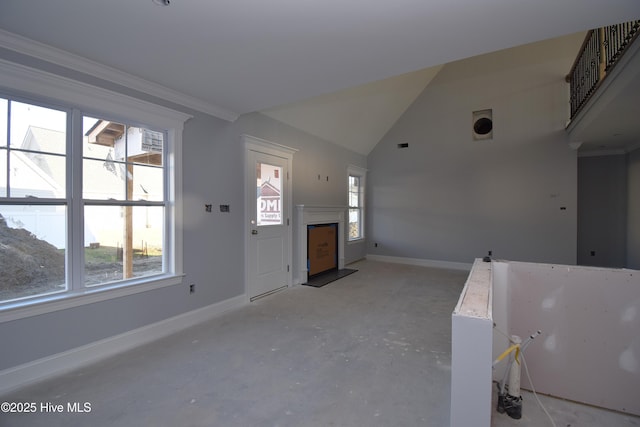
366, 254, 472, 271
0, 294, 246, 395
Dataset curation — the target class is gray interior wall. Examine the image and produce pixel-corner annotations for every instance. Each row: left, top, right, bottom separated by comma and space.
0, 110, 235, 371
231, 113, 368, 266
628, 148, 640, 269
577, 154, 628, 267
0, 54, 366, 372
367, 36, 580, 265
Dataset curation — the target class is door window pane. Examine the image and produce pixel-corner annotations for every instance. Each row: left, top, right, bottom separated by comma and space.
0, 205, 66, 302
256, 162, 282, 226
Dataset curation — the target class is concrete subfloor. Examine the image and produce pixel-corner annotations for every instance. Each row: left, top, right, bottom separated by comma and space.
1, 260, 638, 427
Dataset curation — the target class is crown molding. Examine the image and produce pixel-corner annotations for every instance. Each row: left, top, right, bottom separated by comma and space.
0, 59, 191, 128
577, 148, 627, 158
626, 140, 640, 154
0, 29, 239, 122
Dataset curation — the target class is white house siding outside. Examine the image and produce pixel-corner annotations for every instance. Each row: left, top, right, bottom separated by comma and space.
2, 125, 162, 252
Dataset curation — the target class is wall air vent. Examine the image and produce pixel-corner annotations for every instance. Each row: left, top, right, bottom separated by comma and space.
472, 109, 493, 141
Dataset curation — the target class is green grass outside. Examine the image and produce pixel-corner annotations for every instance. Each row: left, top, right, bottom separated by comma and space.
81, 245, 162, 263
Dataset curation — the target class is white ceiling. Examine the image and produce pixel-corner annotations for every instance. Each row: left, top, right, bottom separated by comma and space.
1, 1, 639, 154
262, 65, 443, 154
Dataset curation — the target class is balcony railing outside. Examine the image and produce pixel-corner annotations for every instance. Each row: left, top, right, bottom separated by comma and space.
567, 20, 640, 119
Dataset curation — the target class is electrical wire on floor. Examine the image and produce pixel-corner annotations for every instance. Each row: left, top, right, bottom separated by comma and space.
521, 353, 557, 427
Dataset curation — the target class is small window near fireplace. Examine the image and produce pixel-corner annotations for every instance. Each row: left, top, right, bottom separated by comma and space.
348, 165, 366, 242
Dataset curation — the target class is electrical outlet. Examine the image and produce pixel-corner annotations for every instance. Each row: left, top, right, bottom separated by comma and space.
219, 204, 230, 212
374, 242, 378, 247
189, 284, 195, 294
205, 204, 212, 213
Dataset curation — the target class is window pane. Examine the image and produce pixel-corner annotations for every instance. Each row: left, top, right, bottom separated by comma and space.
82, 116, 116, 160
2, 101, 67, 199
0, 98, 7, 148
0, 148, 6, 197
83, 117, 126, 200
349, 208, 361, 240
84, 205, 163, 286
349, 175, 360, 208
10, 101, 66, 154
257, 162, 282, 226
83, 158, 126, 200
10, 151, 66, 198
349, 192, 359, 207
83, 117, 125, 159
0, 206, 66, 302
130, 128, 163, 166
349, 175, 359, 188
132, 164, 163, 201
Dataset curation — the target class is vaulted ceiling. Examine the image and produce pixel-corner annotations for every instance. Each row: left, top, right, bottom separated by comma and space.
1, 1, 639, 154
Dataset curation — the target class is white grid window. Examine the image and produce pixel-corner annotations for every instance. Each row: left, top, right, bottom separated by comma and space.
348, 165, 366, 242
0, 62, 188, 314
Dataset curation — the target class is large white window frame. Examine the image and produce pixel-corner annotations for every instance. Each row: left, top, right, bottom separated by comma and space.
0, 59, 191, 321
347, 164, 367, 243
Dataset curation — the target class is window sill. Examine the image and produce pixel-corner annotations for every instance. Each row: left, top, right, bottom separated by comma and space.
0, 274, 185, 323
347, 238, 366, 245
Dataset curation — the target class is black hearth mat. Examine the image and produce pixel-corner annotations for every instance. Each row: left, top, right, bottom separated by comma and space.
302, 268, 357, 288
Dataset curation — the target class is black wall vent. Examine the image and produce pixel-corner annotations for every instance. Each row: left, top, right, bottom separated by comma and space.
472, 109, 493, 141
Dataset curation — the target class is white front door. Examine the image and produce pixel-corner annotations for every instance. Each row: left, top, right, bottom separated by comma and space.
244, 136, 295, 301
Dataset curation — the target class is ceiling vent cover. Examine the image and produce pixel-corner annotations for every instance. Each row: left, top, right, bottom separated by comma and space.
472, 109, 493, 141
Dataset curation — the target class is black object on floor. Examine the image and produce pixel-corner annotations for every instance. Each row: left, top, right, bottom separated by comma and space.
303, 268, 357, 288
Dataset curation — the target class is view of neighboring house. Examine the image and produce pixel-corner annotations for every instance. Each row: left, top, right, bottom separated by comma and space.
3, 123, 162, 251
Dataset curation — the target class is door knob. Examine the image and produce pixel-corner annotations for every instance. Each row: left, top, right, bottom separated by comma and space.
251, 229, 258, 235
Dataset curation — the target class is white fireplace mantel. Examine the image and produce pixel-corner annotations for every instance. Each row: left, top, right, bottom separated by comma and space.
295, 205, 346, 284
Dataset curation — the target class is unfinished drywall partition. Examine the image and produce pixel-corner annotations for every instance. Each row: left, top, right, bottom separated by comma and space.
451, 259, 493, 427
491, 260, 511, 371
506, 261, 640, 415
